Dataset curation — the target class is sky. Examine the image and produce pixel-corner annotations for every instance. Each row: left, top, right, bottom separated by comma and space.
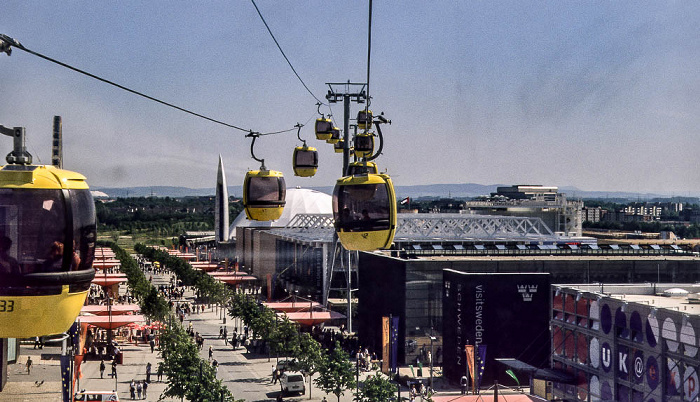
2, 1, 700, 194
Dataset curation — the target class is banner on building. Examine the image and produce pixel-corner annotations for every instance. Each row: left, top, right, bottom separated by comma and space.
390, 316, 399, 372
382, 316, 390, 374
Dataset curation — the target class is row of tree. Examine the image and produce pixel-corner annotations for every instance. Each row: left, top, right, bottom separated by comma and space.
134, 243, 230, 306
228, 291, 402, 401
135, 244, 407, 401
105, 241, 240, 401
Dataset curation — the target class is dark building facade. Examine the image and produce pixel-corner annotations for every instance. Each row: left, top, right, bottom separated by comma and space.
357, 253, 700, 374
442, 271, 551, 385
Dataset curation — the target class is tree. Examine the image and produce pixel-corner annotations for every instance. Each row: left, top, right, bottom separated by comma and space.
355, 372, 398, 402
314, 342, 356, 402
293, 333, 323, 399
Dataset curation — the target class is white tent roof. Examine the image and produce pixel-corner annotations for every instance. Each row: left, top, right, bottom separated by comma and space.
228, 187, 332, 240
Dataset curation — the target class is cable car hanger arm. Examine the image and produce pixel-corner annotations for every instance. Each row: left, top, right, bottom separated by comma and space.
0, 125, 32, 165
365, 115, 390, 162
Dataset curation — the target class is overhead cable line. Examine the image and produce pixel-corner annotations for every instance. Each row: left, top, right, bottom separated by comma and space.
250, 0, 327, 106
0, 33, 296, 136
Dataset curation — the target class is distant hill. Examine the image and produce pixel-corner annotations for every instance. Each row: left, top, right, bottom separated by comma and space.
93, 184, 692, 201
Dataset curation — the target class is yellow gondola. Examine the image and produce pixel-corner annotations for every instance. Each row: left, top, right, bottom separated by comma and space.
326, 127, 341, 144
243, 169, 286, 221
354, 132, 374, 158
293, 145, 318, 177
0, 125, 96, 338
347, 161, 378, 176
315, 118, 333, 141
334, 139, 346, 153
293, 123, 318, 177
332, 173, 397, 251
357, 110, 373, 130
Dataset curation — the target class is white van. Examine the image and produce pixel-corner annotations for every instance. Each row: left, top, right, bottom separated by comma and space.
73, 390, 120, 401
280, 371, 305, 395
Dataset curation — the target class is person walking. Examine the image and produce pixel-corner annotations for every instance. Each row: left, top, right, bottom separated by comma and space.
149, 338, 155, 353
112, 361, 118, 380
208, 346, 213, 360
146, 362, 152, 383
157, 362, 163, 382
26, 356, 32, 374
129, 379, 136, 399
142, 380, 148, 399
99, 360, 106, 379
460, 375, 468, 395
136, 380, 142, 399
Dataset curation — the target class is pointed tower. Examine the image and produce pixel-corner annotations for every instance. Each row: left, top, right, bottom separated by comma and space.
215, 155, 229, 242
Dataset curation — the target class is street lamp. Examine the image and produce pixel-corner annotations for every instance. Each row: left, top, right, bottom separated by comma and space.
429, 336, 436, 392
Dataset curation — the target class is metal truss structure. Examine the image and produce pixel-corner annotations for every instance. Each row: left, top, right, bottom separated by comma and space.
278, 213, 556, 243
394, 213, 555, 242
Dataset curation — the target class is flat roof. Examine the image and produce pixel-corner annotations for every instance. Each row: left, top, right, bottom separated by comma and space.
385, 254, 700, 262
558, 283, 700, 317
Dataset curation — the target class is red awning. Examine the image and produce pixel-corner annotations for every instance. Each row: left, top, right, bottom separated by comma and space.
92, 274, 127, 287
92, 260, 121, 270
77, 315, 146, 330
264, 301, 322, 312
80, 304, 140, 316
190, 263, 221, 272
214, 275, 257, 285
278, 311, 346, 326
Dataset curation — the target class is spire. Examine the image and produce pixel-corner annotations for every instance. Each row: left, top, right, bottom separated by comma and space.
215, 155, 229, 242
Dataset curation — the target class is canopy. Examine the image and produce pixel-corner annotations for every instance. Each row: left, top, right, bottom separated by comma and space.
431, 396, 545, 402
77, 314, 146, 330
495, 358, 576, 384
190, 262, 221, 272
80, 304, 140, 316
92, 274, 128, 287
264, 301, 322, 312
214, 275, 257, 285
278, 311, 345, 326
92, 259, 121, 270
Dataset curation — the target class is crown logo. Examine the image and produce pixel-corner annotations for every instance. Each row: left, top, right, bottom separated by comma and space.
517, 284, 537, 302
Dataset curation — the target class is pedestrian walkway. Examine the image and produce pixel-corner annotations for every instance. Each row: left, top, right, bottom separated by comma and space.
1, 265, 528, 401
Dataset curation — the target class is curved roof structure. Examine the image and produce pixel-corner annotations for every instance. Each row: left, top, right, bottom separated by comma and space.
228, 187, 332, 240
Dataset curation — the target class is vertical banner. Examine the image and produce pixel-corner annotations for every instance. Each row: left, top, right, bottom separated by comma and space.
60, 355, 71, 402
381, 316, 390, 373
465, 345, 475, 385
390, 316, 400, 372
476, 345, 488, 389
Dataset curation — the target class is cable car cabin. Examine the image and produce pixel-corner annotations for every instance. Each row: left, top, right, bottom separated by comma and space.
315, 118, 333, 141
347, 161, 378, 176
243, 169, 286, 221
354, 132, 374, 158
357, 110, 373, 130
326, 127, 341, 144
0, 165, 96, 338
334, 140, 345, 153
293, 145, 318, 177
333, 173, 397, 251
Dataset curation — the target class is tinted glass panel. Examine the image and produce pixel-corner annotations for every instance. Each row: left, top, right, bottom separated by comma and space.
0, 189, 68, 275
315, 120, 333, 133
71, 189, 96, 271
248, 176, 284, 202
295, 150, 318, 167
355, 135, 373, 151
333, 183, 390, 232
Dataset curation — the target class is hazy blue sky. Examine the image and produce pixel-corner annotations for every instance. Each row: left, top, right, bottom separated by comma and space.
2, 2, 699, 194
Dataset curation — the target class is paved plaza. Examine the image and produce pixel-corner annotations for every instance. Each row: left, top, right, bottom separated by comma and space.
1, 270, 501, 401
